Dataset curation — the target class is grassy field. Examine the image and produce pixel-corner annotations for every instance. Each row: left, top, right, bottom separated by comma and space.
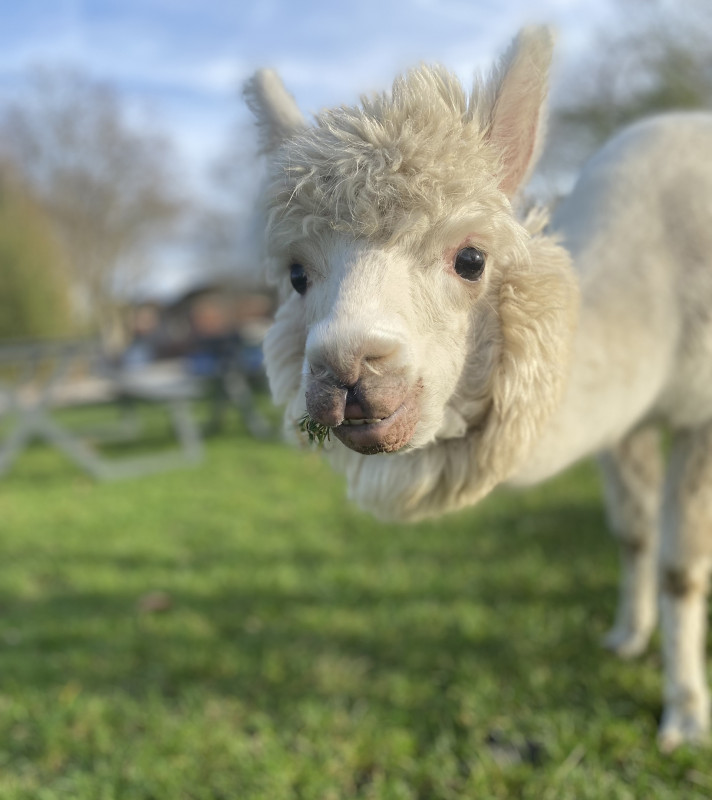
0, 403, 710, 799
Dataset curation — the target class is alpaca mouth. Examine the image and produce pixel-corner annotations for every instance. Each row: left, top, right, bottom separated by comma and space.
332, 394, 420, 454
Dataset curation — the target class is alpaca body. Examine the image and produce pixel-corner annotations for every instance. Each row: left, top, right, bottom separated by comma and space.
245, 29, 712, 750
513, 112, 712, 485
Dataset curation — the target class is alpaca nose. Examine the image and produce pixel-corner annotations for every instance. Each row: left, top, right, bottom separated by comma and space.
304, 323, 409, 427
305, 323, 405, 389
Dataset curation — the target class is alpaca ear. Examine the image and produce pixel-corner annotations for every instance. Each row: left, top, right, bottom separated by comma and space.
244, 69, 307, 153
484, 26, 554, 198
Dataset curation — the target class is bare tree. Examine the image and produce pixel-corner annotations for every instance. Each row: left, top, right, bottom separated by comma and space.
194, 115, 269, 291
0, 67, 184, 340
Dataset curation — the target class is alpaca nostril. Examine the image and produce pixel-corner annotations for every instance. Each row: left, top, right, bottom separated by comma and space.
305, 321, 407, 389
353, 334, 406, 383
361, 353, 392, 377
362, 329, 403, 362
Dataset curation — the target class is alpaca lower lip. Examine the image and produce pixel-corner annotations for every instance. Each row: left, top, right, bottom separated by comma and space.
332, 397, 419, 454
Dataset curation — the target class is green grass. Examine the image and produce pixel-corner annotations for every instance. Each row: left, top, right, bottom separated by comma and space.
0, 403, 710, 799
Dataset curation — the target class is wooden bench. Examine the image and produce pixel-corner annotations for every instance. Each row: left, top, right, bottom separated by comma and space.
0, 341, 204, 480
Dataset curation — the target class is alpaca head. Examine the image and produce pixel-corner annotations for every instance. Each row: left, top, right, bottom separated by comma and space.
246, 28, 573, 469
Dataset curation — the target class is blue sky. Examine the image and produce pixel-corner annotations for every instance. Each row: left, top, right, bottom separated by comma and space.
0, 0, 625, 294
0, 1, 624, 188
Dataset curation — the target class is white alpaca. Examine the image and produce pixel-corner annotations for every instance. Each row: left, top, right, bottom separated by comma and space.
245, 28, 712, 750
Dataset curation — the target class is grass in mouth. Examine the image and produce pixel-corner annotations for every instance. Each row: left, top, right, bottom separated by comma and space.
298, 412, 331, 446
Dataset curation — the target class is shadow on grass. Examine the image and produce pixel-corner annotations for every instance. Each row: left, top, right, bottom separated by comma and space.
0, 490, 652, 759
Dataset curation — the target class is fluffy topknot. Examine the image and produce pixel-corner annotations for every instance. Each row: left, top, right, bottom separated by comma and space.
264, 65, 505, 248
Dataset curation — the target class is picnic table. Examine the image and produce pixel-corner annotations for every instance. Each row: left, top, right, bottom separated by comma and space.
0, 340, 204, 480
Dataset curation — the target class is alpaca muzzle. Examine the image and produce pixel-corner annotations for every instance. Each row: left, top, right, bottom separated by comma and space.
305, 373, 422, 454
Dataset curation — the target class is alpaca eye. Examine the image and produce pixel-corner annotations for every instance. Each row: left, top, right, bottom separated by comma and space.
290, 263, 308, 295
454, 247, 486, 281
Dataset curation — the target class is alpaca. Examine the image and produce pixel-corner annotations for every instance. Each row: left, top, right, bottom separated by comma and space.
244, 27, 712, 750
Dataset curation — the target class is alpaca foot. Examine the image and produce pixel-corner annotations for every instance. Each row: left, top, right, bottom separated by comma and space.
602, 624, 652, 659
657, 691, 710, 752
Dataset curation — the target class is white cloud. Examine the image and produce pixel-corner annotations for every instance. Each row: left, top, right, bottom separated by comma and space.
0, 0, 628, 291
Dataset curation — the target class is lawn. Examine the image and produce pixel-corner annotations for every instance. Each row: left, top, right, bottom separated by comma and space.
0, 404, 710, 799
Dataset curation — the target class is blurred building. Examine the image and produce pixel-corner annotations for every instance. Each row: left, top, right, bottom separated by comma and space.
126, 280, 275, 362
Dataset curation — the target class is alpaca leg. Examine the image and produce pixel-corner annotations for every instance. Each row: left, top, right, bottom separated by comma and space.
657, 425, 712, 751
598, 427, 663, 658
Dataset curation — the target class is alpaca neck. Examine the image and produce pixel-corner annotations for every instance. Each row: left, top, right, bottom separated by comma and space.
510, 220, 674, 487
